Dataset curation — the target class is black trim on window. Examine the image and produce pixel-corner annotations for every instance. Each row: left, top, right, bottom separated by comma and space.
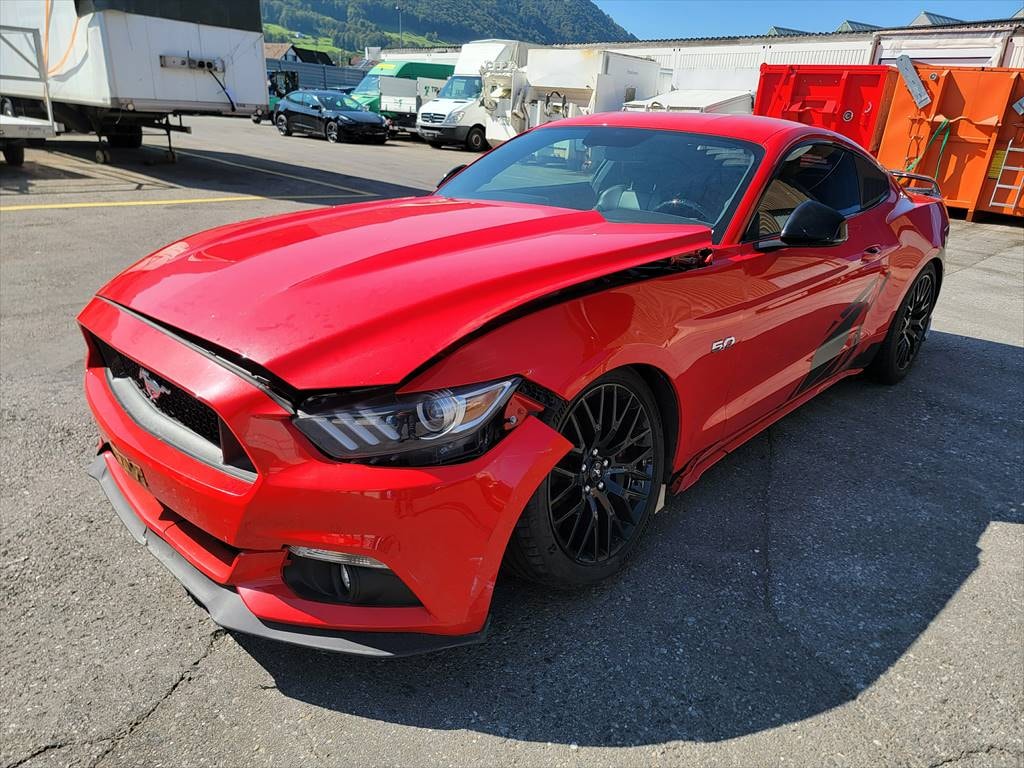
740, 139, 895, 245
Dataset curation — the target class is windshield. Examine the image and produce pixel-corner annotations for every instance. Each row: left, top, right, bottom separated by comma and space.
352, 75, 380, 94
437, 126, 763, 240
438, 76, 482, 100
317, 93, 363, 111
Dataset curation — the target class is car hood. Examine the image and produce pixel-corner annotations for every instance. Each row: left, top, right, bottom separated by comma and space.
98, 197, 712, 390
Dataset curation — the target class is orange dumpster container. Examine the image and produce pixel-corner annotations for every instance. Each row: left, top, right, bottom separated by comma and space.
876, 66, 1024, 220
754, 64, 898, 153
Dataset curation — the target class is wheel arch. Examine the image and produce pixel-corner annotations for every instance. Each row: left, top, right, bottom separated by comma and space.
624, 363, 679, 481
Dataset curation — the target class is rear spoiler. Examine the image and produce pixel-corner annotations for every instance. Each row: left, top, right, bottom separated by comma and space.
889, 170, 942, 199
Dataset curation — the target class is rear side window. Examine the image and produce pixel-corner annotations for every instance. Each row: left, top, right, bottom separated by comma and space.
855, 154, 892, 209
748, 144, 861, 239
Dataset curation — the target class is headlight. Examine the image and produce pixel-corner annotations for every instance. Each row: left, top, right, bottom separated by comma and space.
337, 114, 353, 123
451, 110, 466, 123
293, 378, 519, 465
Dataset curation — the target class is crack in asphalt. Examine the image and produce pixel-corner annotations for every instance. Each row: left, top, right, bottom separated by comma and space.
86, 630, 226, 768
5, 740, 78, 768
923, 745, 1024, 767
3, 630, 224, 768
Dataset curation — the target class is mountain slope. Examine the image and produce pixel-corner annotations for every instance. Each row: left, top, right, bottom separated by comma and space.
261, 0, 636, 53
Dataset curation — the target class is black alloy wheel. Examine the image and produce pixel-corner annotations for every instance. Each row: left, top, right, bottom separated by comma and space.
325, 121, 340, 143
895, 270, 936, 371
548, 382, 658, 564
505, 369, 664, 586
867, 262, 938, 384
276, 113, 291, 136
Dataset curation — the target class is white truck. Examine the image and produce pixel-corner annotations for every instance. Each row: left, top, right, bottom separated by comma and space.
482, 48, 661, 147
417, 39, 533, 152
0, 0, 266, 162
379, 75, 447, 136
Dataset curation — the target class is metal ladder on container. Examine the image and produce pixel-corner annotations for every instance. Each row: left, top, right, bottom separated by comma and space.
988, 137, 1024, 211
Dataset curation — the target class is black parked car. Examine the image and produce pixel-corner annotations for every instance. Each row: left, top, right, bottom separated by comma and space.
275, 90, 389, 144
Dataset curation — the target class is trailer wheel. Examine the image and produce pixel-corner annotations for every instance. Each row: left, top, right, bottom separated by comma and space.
464, 126, 488, 152
3, 143, 25, 166
251, 113, 263, 125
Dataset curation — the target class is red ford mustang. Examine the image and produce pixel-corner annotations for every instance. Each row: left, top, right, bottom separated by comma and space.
79, 112, 947, 656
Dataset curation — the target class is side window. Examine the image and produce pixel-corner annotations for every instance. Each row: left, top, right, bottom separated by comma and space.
854, 153, 892, 209
747, 144, 861, 239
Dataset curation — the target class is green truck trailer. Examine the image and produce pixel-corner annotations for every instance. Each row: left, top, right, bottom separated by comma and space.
350, 61, 455, 134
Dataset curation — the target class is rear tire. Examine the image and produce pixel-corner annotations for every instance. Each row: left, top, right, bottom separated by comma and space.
867, 263, 938, 384
276, 113, 292, 136
251, 113, 263, 124
505, 369, 664, 587
464, 126, 488, 152
3, 143, 25, 166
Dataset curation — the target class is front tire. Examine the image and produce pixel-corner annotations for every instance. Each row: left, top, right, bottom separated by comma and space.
464, 126, 488, 152
325, 121, 340, 143
505, 369, 664, 587
3, 143, 25, 166
867, 263, 938, 384
276, 114, 292, 136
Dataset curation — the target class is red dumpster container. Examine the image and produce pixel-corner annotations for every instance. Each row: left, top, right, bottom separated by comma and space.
754, 64, 898, 153
877, 66, 1024, 220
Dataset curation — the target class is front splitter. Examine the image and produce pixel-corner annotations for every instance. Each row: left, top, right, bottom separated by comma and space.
88, 454, 489, 657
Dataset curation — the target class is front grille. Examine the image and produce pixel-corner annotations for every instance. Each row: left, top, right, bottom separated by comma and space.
95, 337, 221, 447
420, 112, 445, 124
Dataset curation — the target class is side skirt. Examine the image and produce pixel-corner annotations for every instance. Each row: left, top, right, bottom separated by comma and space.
668, 349, 879, 494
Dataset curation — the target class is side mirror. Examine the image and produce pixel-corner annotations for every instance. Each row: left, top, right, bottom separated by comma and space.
437, 164, 467, 189
779, 200, 847, 247
313, 103, 323, 112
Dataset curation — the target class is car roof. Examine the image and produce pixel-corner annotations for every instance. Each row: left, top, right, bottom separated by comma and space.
548, 111, 816, 145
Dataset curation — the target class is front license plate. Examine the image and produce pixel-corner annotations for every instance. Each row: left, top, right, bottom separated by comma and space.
111, 446, 148, 489
420, 130, 439, 138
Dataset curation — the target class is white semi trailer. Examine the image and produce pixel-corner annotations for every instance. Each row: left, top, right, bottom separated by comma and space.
0, 0, 266, 162
483, 48, 660, 146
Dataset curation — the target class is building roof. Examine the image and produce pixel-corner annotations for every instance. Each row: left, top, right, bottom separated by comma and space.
1015, 7, 1024, 18
264, 42, 297, 60
766, 26, 810, 36
910, 11, 963, 27
834, 20, 882, 32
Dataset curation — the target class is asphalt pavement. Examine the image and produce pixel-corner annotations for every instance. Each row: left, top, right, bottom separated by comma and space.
1, 117, 1021, 768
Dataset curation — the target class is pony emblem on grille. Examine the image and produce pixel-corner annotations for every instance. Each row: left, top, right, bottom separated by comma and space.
139, 368, 171, 403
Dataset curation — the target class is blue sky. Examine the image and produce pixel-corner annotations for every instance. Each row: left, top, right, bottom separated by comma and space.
593, 0, 1023, 39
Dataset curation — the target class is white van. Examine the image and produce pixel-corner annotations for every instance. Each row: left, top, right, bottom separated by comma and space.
417, 40, 532, 152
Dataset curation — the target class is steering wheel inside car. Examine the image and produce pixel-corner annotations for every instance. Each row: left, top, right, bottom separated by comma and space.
652, 197, 710, 221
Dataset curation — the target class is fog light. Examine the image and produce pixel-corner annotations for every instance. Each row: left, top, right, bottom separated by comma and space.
289, 546, 388, 569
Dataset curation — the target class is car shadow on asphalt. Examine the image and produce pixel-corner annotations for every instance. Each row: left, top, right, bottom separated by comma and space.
0, 139, 428, 204
236, 330, 1021, 747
